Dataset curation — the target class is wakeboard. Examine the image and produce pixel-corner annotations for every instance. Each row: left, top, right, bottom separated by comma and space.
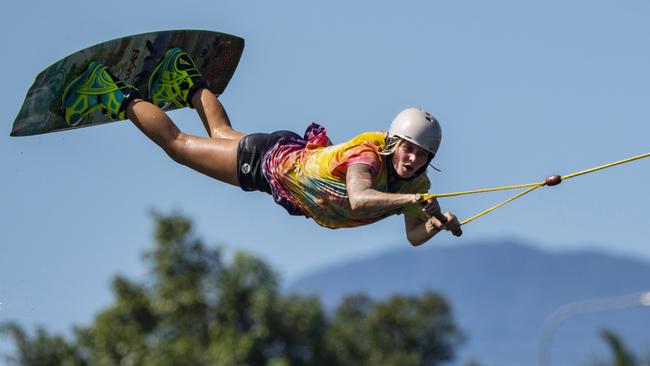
11, 29, 244, 136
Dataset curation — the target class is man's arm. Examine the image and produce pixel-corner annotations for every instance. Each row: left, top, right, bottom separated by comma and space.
405, 215, 441, 246
404, 211, 461, 246
346, 163, 461, 245
346, 164, 420, 213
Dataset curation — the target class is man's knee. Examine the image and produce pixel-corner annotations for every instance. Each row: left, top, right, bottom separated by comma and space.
165, 133, 191, 165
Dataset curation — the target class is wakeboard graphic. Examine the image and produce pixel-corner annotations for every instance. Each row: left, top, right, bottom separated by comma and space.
11, 29, 244, 136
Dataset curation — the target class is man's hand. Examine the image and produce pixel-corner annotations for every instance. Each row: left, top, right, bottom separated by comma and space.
429, 211, 463, 237
442, 212, 462, 237
420, 198, 442, 217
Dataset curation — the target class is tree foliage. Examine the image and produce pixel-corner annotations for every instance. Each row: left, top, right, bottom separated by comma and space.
593, 329, 650, 366
2, 212, 463, 366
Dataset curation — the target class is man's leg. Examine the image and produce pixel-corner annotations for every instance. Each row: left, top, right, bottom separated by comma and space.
62, 60, 241, 186
126, 99, 241, 186
191, 89, 245, 140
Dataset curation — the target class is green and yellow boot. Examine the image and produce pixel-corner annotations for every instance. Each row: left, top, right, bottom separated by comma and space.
62, 62, 141, 126
148, 48, 209, 110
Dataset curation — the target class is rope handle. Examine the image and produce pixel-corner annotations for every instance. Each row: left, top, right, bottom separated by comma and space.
418, 152, 650, 227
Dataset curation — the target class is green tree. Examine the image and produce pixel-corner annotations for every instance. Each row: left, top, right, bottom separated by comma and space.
2, 212, 462, 366
601, 329, 636, 366
0, 324, 86, 366
593, 329, 650, 366
327, 293, 463, 366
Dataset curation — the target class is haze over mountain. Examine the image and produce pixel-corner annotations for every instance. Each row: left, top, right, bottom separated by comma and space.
289, 239, 650, 366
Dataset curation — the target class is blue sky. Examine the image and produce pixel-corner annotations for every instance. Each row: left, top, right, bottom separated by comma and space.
1, 0, 649, 353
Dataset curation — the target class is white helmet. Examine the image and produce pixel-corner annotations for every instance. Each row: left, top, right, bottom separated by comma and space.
388, 108, 442, 156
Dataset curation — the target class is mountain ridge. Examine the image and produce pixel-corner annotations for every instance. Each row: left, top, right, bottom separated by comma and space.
288, 239, 650, 366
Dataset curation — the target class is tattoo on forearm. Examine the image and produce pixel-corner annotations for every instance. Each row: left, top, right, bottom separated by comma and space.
346, 164, 415, 213
347, 165, 373, 194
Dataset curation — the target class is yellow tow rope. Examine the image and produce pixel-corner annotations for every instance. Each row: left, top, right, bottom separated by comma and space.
421, 152, 650, 226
